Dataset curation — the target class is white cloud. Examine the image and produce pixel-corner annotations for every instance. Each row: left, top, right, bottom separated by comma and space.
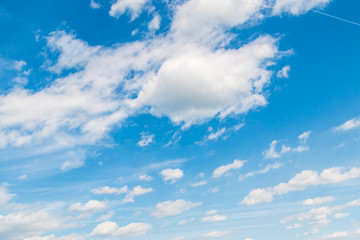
208, 186, 220, 193
171, 0, 264, 43
97, 211, 114, 222
109, 0, 150, 20
333, 117, 360, 132
263, 140, 281, 159
24, 234, 85, 240
280, 199, 360, 229
90, 0, 100, 9
201, 214, 227, 223
242, 167, 360, 205
322, 231, 349, 239
191, 181, 208, 187
272, 0, 331, 16
91, 221, 152, 237
0, 183, 15, 207
151, 199, 202, 218
263, 131, 311, 159
333, 212, 350, 219
286, 223, 302, 230
212, 159, 246, 178
148, 14, 161, 32
68, 200, 107, 212
0, 210, 66, 240
91, 186, 128, 195
137, 132, 155, 147
131, 36, 278, 127
139, 175, 153, 181
201, 210, 227, 223
239, 162, 283, 181
208, 128, 226, 140
18, 175, 27, 180
160, 168, 184, 183
60, 150, 86, 172
302, 196, 335, 206
277, 65, 290, 78
201, 230, 232, 238
121, 186, 153, 203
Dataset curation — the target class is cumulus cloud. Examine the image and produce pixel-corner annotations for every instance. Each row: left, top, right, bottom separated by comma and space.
131, 36, 278, 127
90, 0, 100, 9
160, 168, 184, 183
272, 0, 332, 15
213, 160, 246, 178
281, 199, 360, 229
139, 175, 153, 181
151, 199, 202, 218
201, 210, 227, 223
333, 117, 360, 132
242, 167, 360, 205
109, 0, 150, 20
91, 221, 152, 237
121, 186, 153, 203
302, 196, 335, 206
263, 131, 311, 159
91, 186, 128, 195
0, 210, 66, 240
201, 230, 232, 238
68, 200, 107, 212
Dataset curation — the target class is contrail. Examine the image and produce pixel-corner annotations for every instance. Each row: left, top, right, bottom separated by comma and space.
312, 9, 360, 27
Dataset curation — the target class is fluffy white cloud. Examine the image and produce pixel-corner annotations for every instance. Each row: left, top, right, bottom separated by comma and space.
90, 0, 100, 9
242, 167, 360, 205
333, 117, 360, 132
272, 0, 331, 15
263, 131, 311, 159
171, 0, 264, 43
213, 159, 246, 178
137, 132, 155, 147
191, 181, 208, 187
121, 186, 153, 203
0, 211, 65, 240
201, 210, 227, 223
333, 212, 350, 219
131, 36, 278, 127
91, 186, 128, 195
302, 196, 335, 206
109, 0, 149, 20
277, 65, 290, 78
68, 200, 107, 212
160, 168, 184, 183
151, 199, 202, 218
139, 175, 153, 181
91, 221, 151, 237
201, 230, 232, 238
201, 214, 227, 223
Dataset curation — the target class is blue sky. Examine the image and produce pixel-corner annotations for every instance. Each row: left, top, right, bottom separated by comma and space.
1, 0, 360, 239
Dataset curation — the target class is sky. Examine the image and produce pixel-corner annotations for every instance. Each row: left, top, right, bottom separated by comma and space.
1, 0, 360, 239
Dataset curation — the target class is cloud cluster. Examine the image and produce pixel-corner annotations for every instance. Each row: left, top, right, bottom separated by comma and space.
242, 167, 360, 205
151, 199, 202, 218
91, 221, 152, 237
